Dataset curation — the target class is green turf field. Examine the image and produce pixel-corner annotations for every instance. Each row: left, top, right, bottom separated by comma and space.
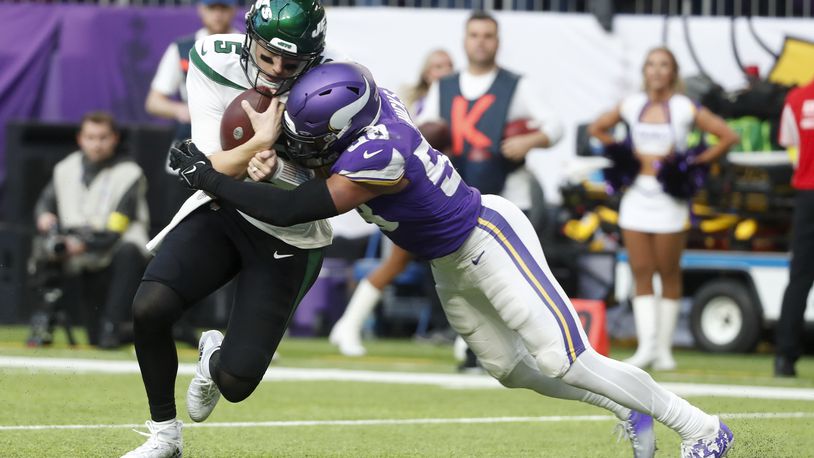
1, 326, 813, 457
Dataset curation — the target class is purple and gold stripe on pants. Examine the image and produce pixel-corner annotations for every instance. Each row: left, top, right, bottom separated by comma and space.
477, 206, 586, 363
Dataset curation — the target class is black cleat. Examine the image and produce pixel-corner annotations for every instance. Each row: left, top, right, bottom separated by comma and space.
774, 356, 797, 378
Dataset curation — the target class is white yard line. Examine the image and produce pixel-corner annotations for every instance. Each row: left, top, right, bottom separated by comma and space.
1, 412, 812, 432
1, 355, 814, 400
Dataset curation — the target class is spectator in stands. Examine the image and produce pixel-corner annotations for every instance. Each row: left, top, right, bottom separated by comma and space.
775, 77, 814, 378
588, 48, 738, 371
416, 10, 561, 198
401, 49, 454, 117
145, 0, 237, 224
34, 112, 150, 349
328, 49, 455, 357
145, 0, 237, 140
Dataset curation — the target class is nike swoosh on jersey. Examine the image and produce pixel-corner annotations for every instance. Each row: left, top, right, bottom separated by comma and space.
363, 149, 384, 159
200, 45, 207, 56
472, 250, 485, 265
273, 251, 294, 259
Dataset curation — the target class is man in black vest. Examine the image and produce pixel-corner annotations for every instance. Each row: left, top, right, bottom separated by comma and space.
416, 10, 563, 370
416, 10, 562, 197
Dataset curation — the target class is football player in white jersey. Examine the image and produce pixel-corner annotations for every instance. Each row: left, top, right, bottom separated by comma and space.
122, 1, 339, 456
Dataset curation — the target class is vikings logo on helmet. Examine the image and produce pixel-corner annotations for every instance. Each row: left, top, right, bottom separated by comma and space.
282, 62, 382, 168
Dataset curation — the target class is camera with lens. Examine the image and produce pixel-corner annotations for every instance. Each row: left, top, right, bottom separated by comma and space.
42, 228, 68, 259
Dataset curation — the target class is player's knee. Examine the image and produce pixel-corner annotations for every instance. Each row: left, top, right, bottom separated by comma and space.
497, 360, 532, 390
534, 349, 571, 379
214, 369, 262, 403
216, 345, 273, 401
131, 282, 182, 328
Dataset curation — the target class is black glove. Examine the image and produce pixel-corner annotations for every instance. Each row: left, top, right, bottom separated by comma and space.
169, 139, 218, 190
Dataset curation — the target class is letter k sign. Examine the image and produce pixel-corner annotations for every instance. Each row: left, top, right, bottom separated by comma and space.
450, 95, 495, 156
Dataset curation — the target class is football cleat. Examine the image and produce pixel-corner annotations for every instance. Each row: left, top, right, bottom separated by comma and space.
328, 320, 366, 357
616, 410, 656, 458
681, 419, 734, 458
186, 330, 223, 422
121, 420, 182, 458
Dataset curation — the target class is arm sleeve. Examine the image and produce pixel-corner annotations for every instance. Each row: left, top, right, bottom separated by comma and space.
186, 49, 230, 155
779, 103, 799, 148
414, 81, 442, 125
150, 44, 183, 96
205, 173, 339, 227
34, 181, 57, 217
508, 77, 563, 146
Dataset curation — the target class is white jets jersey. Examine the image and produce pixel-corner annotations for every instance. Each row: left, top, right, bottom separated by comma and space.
155, 33, 342, 251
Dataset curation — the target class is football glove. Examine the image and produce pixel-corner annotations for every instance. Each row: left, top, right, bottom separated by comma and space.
169, 140, 216, 189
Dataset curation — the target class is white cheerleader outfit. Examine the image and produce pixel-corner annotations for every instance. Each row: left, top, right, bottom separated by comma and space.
617, 93, 697, 233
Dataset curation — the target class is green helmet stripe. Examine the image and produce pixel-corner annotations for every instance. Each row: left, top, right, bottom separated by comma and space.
190, 47, 250, 91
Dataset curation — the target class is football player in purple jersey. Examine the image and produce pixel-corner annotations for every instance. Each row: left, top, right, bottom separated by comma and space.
170, 62, 734, 458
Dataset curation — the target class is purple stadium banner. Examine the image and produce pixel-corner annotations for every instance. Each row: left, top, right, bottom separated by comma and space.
0, 4, 245, 189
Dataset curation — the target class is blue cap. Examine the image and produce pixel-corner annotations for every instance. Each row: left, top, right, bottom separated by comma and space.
200, 0, 237, 6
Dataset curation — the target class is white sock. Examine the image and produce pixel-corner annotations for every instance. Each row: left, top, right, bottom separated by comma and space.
654, 298, 681, 368
581, 392, 631, 421
152, 418, 181, 441
659, 395, 718, 441
339, 278, 382, 331
626, 295, 658, 368
562, 348, 717, 441
152, 418, 177, 426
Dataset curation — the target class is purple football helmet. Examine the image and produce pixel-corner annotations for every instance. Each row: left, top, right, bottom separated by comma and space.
283, 62, 381, 168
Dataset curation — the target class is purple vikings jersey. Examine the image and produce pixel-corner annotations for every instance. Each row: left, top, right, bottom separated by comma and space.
330, 88, 482, 259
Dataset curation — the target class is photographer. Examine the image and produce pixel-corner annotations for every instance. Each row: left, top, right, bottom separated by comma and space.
34, 112, 149, 349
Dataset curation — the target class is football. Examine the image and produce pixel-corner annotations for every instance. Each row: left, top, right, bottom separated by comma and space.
503, 118, 540, 138
418, 121, 451, 152
220, 88, 273, 150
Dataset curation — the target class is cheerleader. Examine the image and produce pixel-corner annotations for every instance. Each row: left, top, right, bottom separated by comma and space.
588, 47, 738, 370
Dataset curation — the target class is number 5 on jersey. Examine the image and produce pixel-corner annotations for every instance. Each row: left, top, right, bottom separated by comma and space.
415, 143, 461, 197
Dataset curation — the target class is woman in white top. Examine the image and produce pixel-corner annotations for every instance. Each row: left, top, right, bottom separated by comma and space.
588, 47, 738, 370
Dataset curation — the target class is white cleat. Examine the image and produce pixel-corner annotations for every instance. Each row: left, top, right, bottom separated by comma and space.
121, 420, 183, 458
652, 354, 677, 371
186, 330, 223, 422
329, 320, 367, 357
